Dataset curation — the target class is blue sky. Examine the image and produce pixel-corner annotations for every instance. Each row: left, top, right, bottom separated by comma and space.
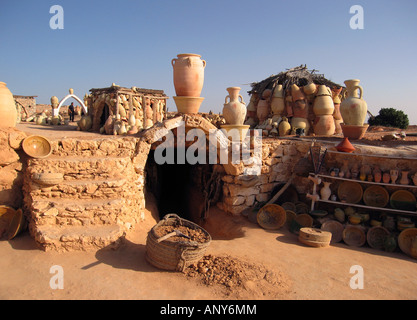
1, 0, 417, 124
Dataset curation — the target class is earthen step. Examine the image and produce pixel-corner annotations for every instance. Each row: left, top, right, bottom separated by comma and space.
32, 224, 125, 251
29, 198, 125, 226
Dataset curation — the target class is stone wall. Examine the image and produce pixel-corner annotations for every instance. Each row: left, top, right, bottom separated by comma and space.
23, 136, 146, 251
218, 139, 311, 215
0, 128, 27, 208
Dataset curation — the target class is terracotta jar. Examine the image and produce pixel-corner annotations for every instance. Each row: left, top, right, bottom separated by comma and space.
390, 169, 399, 184
340, 79, 368, 125
292, 99, 308, 118
171, 53, 206, 97
271, 85, 284, 116
400, 171, 410, 185
256, 99, 270, 123
373, 166, 382, 183
382, 172, 390, 184
278, 117, 291, 136
313, 85, 334, 116
291, 117, 309, 134
222, 87, 246, 125
314, 115, 335, 136
291, 84, 305, 102
0, 82, 17, 128
303, 83, 317, 95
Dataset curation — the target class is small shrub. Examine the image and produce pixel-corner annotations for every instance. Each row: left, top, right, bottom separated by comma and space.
368, 108, 409, 129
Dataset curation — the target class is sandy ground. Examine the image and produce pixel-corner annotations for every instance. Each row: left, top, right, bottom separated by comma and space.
1, 197, 416, 300
1, 121, 416, 300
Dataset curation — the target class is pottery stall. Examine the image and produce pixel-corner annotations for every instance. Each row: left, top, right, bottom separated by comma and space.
246, 65, 345, 137
86, 84, 168, 134
172, 53, 206, 114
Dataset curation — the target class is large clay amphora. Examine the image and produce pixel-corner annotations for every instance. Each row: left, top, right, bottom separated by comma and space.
340, 79, 368, 126
222, 87, 246, 125
313, 85, 334, 116
171, 53, 206, 97
256, 99, 270, 123
0, 82, 17, 128
271, 84, 284, 116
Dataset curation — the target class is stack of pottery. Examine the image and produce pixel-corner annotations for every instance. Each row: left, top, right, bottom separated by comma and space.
0, 82, 18, 128
340, 79, 368, 139
313, 85, 335, 136
290, 84, 310, 134
331, 86, 343, 134
270, 84, 285, 119
221, 87, 250, 141
245, 93, 258, 126
172, 53, 206, 114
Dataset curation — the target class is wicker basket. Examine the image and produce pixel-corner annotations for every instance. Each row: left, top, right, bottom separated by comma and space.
146, 214, 211, 271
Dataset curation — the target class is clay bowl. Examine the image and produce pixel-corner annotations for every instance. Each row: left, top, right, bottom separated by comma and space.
363, 185, 389, 208
337, 181, 363, 204
390, 190, 417, 211
340, 124, 369, 140
22, 135, 52, 158
256, 204, 286, 230
173, 96, 204, 114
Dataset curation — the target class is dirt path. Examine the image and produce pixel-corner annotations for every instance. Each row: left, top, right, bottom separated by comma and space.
1, 203, 416, 300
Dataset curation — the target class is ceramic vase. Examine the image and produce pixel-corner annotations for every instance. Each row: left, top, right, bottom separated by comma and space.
291, 84, 305, 102
271, 85, 284, 116
390, 169, 399, 184
256, 99, 270, 123
291, 117, 309, 135
340, 79, 368, 125
400, 171, 409, 185
320, 181, 332, 201
222, 87, 246, 125
0, 82, 17, 128
278, 117, 291, 136
313, 115, 335, 136
382, 172, 390, 184
303, 83, 317, 95
313, 85, 334, 116
373, 166, 382, 183
171, 53, 206, 97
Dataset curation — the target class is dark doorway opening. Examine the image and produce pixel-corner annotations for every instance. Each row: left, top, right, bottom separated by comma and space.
145, 148, 216, 223
100, 103, 110, 127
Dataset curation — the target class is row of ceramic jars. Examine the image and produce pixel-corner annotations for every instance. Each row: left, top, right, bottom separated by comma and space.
333, 161, 417, 185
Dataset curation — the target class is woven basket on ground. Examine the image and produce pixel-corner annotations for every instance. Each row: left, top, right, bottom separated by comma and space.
367, 226, 390, 250
146, 214, 212, 271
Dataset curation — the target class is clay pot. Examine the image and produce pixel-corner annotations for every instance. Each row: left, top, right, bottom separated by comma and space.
291, 84, 305, 102
331, 86, 343, 99
271, 97, 285, 116
171, 53, 206, 97
272, 84, 284, 98
278, 117, 291, 136
291, 117, 310, 134
313, 86, 334, 116
222, 87, 246, 125
78, 115, 92, 131
373, 166, 382, 183
262, 89, 272, 100
390, 169, 399, 184
382, 172, 390, 184
340, 79, 368, 125
320, 181, 332, 201
0, 82, 17, 128
340, 123, 369, 140
173, 96, 204, 114
400, 171, 410, 185
303, 83, 317, 95
256, 99, 270, 123
285, 95, 293, 117
313, 115, 335, 136
336, 137, 355, 153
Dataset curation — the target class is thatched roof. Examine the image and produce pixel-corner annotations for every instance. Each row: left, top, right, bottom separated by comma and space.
248, 65, 342, 96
